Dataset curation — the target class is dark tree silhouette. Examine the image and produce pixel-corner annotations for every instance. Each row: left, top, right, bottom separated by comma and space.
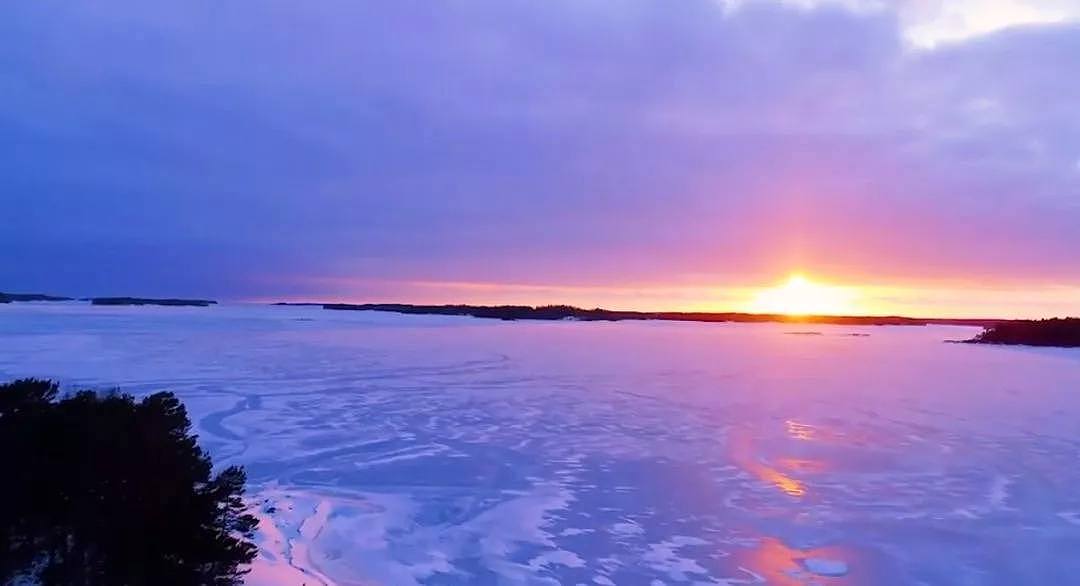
964, 317, 1080, 347
314, 302, 999, 327
0, 379, 257, 585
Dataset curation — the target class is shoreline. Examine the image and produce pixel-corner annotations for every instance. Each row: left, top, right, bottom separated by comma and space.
276, 301, 1006, 328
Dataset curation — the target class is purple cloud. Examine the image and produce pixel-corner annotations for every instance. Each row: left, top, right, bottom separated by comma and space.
1, 0, 1077, 303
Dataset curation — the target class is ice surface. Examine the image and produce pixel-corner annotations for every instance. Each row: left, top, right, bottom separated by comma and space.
803, 558, 849, 577
2, 302, 1080, 585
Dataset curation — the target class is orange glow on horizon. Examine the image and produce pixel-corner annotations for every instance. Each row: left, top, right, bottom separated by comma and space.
263, 274, 1080, 320
745, 274, 861, 316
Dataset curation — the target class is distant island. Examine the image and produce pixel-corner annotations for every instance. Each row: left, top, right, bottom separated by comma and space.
1, 292, 218, 307
962, 318, 1080, 347
275, 302, 1004, 328
90, 297, 217, 307
0, 292, 73, 303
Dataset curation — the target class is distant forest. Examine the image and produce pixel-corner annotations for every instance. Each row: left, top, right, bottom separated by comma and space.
964, 318, 1080, 347
302, 302, 1003, 327
0, 292, 216, 307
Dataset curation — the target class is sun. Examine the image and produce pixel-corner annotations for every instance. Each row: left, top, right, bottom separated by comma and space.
746, 274, 860, 316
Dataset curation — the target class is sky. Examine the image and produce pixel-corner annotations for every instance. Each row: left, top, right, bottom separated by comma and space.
2, 0, 1079, 318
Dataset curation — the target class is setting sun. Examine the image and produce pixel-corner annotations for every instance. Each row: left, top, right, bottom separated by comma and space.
746, 274, 860, 316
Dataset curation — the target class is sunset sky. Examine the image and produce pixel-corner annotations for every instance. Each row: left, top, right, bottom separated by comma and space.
3, 1, 1079, 318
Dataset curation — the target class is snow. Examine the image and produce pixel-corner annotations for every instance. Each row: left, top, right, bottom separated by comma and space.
1, 302, 1080, 584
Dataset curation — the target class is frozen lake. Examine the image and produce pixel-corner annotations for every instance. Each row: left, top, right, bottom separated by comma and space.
1, 303, 1079, 585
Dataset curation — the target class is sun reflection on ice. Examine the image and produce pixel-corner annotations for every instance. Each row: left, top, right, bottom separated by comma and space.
727, 420, 837, 499
728, 430, 810, 499
737, 537, 855, 585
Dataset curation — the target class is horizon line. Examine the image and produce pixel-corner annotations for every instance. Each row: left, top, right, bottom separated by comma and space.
6, 290, 1078, 323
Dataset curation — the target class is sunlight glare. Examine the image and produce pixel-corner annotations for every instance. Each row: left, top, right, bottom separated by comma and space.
747, 274, 860, 316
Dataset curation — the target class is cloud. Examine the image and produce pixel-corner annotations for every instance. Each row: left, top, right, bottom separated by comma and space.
724, 0, 1080, 46
0, 0, 1077, 305
900, 0, 1080, 47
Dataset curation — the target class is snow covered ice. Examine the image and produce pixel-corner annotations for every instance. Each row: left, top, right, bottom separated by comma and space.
2, 302, 1079, 585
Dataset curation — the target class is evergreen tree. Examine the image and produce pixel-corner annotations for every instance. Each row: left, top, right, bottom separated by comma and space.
0, 379, 257, 585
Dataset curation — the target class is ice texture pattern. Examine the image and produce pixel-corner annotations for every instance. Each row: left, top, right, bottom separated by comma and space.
1, 303, 1079, 585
